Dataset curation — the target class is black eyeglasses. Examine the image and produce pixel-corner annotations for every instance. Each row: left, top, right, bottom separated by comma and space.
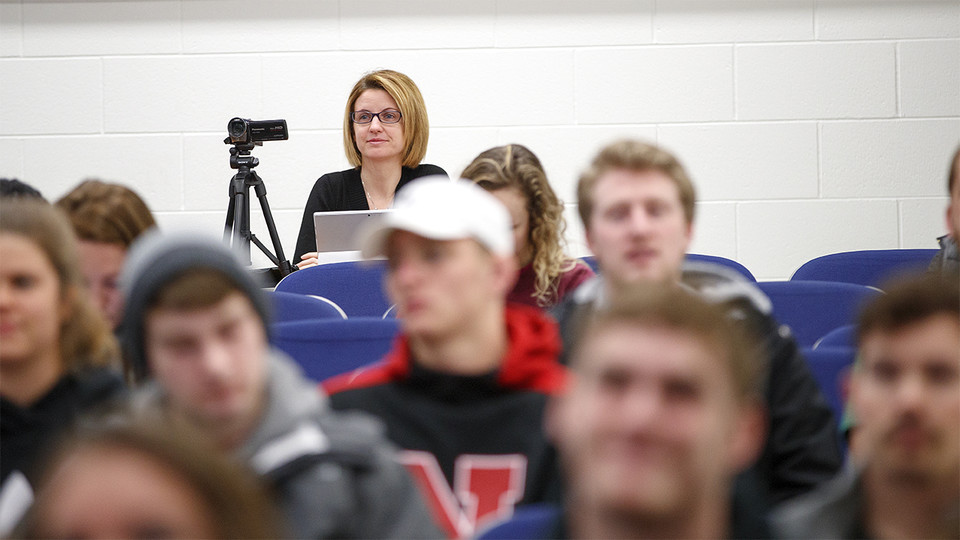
351, 109, 402, 125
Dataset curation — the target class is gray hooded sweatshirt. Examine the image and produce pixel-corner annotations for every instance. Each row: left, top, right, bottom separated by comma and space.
137, 351, 441, 539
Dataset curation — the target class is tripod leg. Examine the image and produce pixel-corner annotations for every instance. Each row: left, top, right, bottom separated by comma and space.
250, 172, 294, 277
226, 171, 252, 265
223, 193, 235, 243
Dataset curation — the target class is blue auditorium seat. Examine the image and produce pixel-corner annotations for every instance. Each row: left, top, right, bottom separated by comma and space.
814, 324, 857, 350
802, 345, 856, 456
270, 317, 400, 382
579, 253, 756, 282
686, 253, 756, 282
756, 281, 882, 348
579, 255, 599, 273
268, 290, 346, 322
476, 504, 562, 540
791, 249, 937, 289
275, 260, 392, 318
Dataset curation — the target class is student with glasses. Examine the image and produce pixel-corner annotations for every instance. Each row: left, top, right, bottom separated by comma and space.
294, 70, 447, 269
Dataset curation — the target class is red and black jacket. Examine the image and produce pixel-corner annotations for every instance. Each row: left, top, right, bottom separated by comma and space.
325, 305, 567, 538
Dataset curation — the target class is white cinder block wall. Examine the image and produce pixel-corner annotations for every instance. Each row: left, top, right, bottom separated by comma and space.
2, 0, 958, 280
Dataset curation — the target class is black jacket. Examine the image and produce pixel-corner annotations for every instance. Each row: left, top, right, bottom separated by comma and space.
293, 164, 447, 262
326, 305, 568, 538
1, 367, 126, 486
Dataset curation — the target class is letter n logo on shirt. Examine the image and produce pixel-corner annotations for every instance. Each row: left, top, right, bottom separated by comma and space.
399, 450, 527, 538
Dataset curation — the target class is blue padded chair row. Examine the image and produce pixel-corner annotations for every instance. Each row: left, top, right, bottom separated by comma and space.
579, 253, 757, 282
268, 290, 346, 322
791, 249, 937, 289
756, 281, 882, 348
814, 324, 856, 350
274, 260, 392, 318
270, 317, 400, 383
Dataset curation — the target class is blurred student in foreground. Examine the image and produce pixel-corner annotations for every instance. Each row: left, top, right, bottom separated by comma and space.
0, 198, 124, 534
119, 232, 440, 539
16, 419, 282, 539
774, 275, 959, 539
485, 285, 768, 538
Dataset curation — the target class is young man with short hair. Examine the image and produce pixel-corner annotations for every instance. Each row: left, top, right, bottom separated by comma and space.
554, 139, 841, 504
774, 275, 959, 538
324, 178, 568, 538
120, 233, 440, 539
545, 286, 768, 539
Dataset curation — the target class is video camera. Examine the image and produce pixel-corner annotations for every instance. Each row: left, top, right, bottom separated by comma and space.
225, 118, 288, 145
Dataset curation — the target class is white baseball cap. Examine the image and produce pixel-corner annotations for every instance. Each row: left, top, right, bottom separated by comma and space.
360, 176, 514, 258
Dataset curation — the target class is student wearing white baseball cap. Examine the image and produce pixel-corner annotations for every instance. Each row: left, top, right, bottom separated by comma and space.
326, 175, 569, 538
359, 175, 515, 259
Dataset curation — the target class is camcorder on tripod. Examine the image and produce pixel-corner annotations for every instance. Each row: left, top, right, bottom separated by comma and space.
223, 117, 295, 286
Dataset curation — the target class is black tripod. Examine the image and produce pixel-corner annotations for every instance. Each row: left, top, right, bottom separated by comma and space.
223, 142, 294, 280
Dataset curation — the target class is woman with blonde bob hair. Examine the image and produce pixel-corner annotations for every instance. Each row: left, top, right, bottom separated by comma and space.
0, 197, 124, 496
294, 69, 446, 267
462, 144, 594, 308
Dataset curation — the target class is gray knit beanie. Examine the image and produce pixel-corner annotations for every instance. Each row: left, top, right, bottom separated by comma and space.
120, 231, 271, 383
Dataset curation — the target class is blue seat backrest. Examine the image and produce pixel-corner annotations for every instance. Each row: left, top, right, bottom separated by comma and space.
268, 290, 346, 322
756, 280, 882, 348
579, 255, 599, 273
814, 324, 856, 349
686, 253, 756, 282
580, 253, 756, 282
270, 317, 400, 382
275, 260, 391, 317
791, 249, 937, 289
802, 345, 856, 457
476, 503, 562, 540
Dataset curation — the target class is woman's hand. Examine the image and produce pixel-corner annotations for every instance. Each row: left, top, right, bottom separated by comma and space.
297, 252, 319, 270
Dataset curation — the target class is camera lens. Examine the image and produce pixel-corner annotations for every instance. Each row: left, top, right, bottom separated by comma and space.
227, 118, 247, 139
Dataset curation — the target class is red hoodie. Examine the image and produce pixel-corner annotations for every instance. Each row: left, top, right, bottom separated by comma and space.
323, 304, 568, 395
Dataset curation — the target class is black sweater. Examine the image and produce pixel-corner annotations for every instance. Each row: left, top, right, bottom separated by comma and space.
1, 367, 126, 486
293, 164, 447, 262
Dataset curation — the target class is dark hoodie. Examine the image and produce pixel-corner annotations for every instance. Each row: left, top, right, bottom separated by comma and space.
325, 305, 568, 538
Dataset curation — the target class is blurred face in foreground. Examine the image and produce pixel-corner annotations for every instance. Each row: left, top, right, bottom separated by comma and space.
0, 233, 65, 371
585, 169, 692, 286
852, 314, 960, 487
32, 445, 217, 539
145, 292, 267, 444
550, 323, 761, 523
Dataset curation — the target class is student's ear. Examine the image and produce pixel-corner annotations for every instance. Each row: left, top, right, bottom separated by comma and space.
728, 403, 767, 473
